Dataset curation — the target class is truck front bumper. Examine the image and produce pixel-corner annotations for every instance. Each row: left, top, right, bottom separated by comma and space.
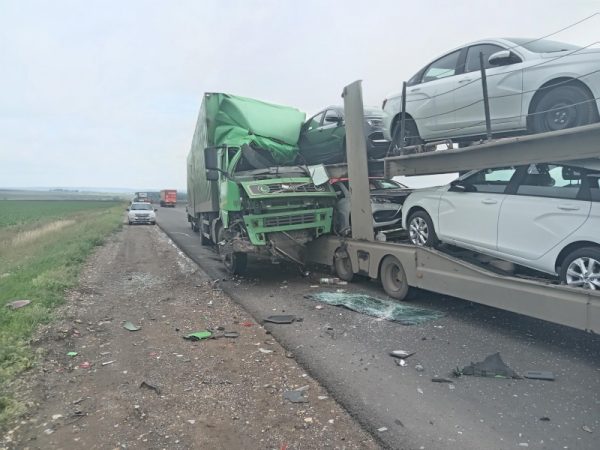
243, 207, 333, 245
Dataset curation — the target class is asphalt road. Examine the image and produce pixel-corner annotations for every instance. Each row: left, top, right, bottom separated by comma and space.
157, 205, 600, 450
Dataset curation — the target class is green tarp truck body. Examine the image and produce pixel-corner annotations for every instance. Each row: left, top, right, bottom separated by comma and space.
187, 93, 336, 273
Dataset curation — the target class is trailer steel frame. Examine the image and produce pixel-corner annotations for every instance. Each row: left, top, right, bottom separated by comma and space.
306, 81, 600, 333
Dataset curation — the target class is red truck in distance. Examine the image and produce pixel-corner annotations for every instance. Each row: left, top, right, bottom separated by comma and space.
160, 189, 177, 207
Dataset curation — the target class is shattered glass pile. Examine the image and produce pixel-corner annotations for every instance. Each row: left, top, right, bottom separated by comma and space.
307, 292, 444, 325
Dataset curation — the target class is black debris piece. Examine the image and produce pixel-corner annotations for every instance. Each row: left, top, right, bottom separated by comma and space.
264, 315, 296, 324
524, 370, 555, 381
458, 352, 521, 379
140, 381, 161, 396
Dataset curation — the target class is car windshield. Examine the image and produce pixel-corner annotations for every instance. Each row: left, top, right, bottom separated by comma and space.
369, 179, 407, 190
364, 108, 384, 116
506, 38, 580, 53
131, 203, 152, 210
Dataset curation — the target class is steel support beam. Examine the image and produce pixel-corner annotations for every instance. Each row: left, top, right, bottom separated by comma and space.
343, 81, 374, 241
385, 122, 600, 177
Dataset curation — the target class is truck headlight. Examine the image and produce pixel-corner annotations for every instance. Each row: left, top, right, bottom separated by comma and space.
372, 197, 391, 204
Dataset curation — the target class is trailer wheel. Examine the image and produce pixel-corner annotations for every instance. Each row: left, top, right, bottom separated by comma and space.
191, 219, 199, 233
334, 248, 354, 282
380, 255, 409, 300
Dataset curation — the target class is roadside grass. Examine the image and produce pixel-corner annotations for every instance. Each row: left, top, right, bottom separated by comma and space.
0, 201, 124, 429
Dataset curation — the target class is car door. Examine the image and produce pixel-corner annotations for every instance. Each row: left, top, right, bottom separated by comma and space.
497, 164, 591, 261
438, 167, 518, 251
407, 49, 462, 139
453, 43, 524, 135
319, 109, 346, 160
298, 111, 325, 163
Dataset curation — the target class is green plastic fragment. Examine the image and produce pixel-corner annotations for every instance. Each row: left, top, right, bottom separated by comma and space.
67, 352, 78, 357
123, 321, 141, 331
307, 292, 444, 325
184, 331, 212, 341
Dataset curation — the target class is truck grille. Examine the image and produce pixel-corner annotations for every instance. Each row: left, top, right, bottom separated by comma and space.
264, 213, 316, 227
263, 183, 325, 193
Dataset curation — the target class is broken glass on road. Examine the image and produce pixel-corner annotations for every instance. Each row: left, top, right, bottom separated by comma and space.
306, 292, 444, 325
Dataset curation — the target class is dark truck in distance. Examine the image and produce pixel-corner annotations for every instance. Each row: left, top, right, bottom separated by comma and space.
160, 189, 177, 207
187, 93, 336, 273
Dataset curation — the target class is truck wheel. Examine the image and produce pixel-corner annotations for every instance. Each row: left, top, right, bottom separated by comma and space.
334, 248, 354, 282
559, 246, 600, 290
190, 219, 199, 233
199, 214, 210, 245
224, 252, 247, 275
380, 255, 409, 300
407, 210, 438, 247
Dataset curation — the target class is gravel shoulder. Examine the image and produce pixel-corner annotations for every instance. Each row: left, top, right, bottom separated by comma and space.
2, 225, 378, 450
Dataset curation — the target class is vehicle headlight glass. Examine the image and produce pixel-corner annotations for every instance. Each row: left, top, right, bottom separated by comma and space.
372, 197, 391, 204
367, 118, 383, 127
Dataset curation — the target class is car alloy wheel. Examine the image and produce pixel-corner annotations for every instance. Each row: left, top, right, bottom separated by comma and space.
565, 256, 600, 290
409, 216, 429, 246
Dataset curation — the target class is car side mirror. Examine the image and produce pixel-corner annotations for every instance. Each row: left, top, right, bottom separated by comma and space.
126, 208, 130, 211
488, 50, 513, 67
154, 208, 158, 212
449, 180, 473, 192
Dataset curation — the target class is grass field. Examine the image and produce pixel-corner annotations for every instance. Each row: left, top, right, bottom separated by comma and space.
0, 200, 124, 428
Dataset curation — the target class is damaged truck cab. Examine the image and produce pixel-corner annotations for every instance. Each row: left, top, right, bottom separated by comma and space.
187, 93, 336, 273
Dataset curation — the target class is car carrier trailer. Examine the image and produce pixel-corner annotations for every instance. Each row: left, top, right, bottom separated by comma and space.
306, 81, 600, 333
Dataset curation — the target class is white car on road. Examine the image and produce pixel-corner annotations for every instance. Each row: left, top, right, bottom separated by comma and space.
383, 38, 600, 145
127, 202, 157, 225
401, 161, 600, 289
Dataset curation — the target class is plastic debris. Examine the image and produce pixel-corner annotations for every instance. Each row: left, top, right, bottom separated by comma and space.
67, 352, 78, 357
224, 331, 239, 338
5, 299, 31, 309
305, 292, 444, 325
123, 321, 141, 331
319, 277, 347, 285
417, 388, 424, 394
457, 352, 521, 379
431, 377, 453, 383
539, 417, 550, 422
183, 331, 212, 341
524, 370, 555, 381
395, 359, 407, 367
240, 321, 253, 327
415, 364, 424, 372
377, 427, 388, 432
304, 417, 313, 423
140, 381, 161, 396
283, 389, 308, 403
78, 362, 91, 369
258, 348, 273, 354
389, 350, 414, 359
101, 360, 115, 366
582, 425, 592, 433
264, 315, 296, 324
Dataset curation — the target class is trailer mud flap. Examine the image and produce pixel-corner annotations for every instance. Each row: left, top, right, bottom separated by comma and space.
357, 250, 370, 276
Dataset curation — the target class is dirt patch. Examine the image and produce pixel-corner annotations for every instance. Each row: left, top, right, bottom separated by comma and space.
1, 225, 378, 449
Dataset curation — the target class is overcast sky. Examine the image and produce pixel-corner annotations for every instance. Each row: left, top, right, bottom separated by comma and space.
0, 0, 598, 190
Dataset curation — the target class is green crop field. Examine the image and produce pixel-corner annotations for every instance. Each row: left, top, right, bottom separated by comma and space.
0, 200, 124, 429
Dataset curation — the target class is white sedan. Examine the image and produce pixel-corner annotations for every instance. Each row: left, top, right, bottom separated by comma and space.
383, 38, 600, 145
401, 161, 600, 288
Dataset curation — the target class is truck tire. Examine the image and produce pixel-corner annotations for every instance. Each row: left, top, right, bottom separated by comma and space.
224, 252, 247, 275
334, 248, 354, 282
380, 255, 409, 300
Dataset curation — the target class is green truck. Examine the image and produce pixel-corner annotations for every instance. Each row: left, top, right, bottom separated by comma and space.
186, 93, 337, 273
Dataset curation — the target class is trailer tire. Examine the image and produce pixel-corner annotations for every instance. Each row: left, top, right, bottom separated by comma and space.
334, 248, 354, 282
380, 255, 409, 300
191, 220, 199, 233
199, 214, 210, 245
